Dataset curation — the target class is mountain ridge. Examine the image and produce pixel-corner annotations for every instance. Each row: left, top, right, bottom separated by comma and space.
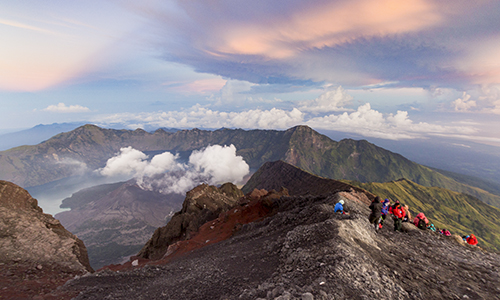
1, 124, 500, 210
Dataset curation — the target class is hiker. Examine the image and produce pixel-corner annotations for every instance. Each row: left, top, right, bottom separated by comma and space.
389, 200, 405, 232
334, 199, 346, 214
369, 196, 383, 231
413, 212, 429, 230
466, 234, 478, 245
379, 199, 390, 229
440, 229, 451, 236
427, 223, 436, 232
402, 204, 412, 222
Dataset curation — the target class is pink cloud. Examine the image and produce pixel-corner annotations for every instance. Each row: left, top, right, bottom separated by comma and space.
212, 0, 441, 59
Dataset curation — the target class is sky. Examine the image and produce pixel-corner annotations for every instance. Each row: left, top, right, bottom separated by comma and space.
2, 0, 500, 147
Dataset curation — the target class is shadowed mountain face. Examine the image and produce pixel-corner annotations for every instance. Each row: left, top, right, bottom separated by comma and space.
54, 175, 500, 299
0, 180, 93, 299
55, 181, 184, 269
242, 160, 375, 201
2, 124, 500, 210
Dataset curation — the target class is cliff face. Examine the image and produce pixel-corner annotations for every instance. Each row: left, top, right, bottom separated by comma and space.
0, 180, 93, 299
137, 182, 244, 260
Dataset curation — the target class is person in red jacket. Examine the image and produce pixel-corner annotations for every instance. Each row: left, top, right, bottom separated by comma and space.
466, 234, 478, 245
389, 200, 406, 232
413, 212, 429, 229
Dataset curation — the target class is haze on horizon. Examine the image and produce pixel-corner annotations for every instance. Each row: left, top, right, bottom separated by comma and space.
1, 0, 500, 149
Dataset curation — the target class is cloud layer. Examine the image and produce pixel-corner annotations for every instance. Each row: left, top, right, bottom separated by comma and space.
98, 145, 249, 194
88, 82, 480, 141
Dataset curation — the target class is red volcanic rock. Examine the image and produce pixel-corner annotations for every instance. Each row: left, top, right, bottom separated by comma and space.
157, 188, 285, 262
101, 187, 284, 273
137, 182, 244, 260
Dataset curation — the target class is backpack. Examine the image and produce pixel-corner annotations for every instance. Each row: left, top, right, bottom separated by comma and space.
418, 218, 427, 230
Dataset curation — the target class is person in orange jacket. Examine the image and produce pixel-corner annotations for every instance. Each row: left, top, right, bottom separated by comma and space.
389, 200, 406, 232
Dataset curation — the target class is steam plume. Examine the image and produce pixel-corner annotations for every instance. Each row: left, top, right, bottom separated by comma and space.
97, 145, 249, 194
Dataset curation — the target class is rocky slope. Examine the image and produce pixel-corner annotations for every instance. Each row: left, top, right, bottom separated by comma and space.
56, 182, 500, 299
348, 178, 500, 252
1, 124, 499, 210
55, 181, 184, 269
246, 161, 500, 253
0, 180, 93, 299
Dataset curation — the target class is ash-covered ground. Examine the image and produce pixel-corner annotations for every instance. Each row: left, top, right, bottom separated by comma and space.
58, 191, 500, 300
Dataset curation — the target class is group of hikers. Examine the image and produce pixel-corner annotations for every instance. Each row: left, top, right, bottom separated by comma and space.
351, 196, 479, 246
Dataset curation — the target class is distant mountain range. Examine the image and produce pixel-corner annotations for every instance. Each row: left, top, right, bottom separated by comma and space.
0, 122, 86, 151
4, 122, 500, 184
1, 124, 500, 210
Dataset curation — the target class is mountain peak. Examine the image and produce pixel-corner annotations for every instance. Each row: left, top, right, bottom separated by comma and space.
243, 160, 375, 203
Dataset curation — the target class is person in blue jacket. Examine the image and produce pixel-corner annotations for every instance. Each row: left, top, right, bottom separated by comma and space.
379, 199, 390, 229
334, 199, 345, 213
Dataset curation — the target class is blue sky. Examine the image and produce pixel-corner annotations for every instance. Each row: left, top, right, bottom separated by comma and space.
1, 0, 500, 146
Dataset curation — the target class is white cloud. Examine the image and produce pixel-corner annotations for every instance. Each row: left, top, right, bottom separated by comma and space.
97, 145, 249, 195
98, 147, 150, 177
452, 92, 476, 112
189, 144, 249, 184
306, 103, 477, 140
42, 102, 90, 113
299, 86, 354, 113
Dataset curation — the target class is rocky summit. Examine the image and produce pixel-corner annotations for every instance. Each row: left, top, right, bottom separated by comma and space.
55, 178, 500, 299
0, 180, 93, 299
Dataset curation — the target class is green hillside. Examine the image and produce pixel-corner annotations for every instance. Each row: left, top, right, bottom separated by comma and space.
347, 179, 500, 252
283, 126, 500, 208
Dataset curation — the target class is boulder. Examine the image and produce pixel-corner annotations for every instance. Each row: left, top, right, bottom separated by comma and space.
401, 221, 419, 233
0, 180, 93, 272
0, 180, 93, 299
